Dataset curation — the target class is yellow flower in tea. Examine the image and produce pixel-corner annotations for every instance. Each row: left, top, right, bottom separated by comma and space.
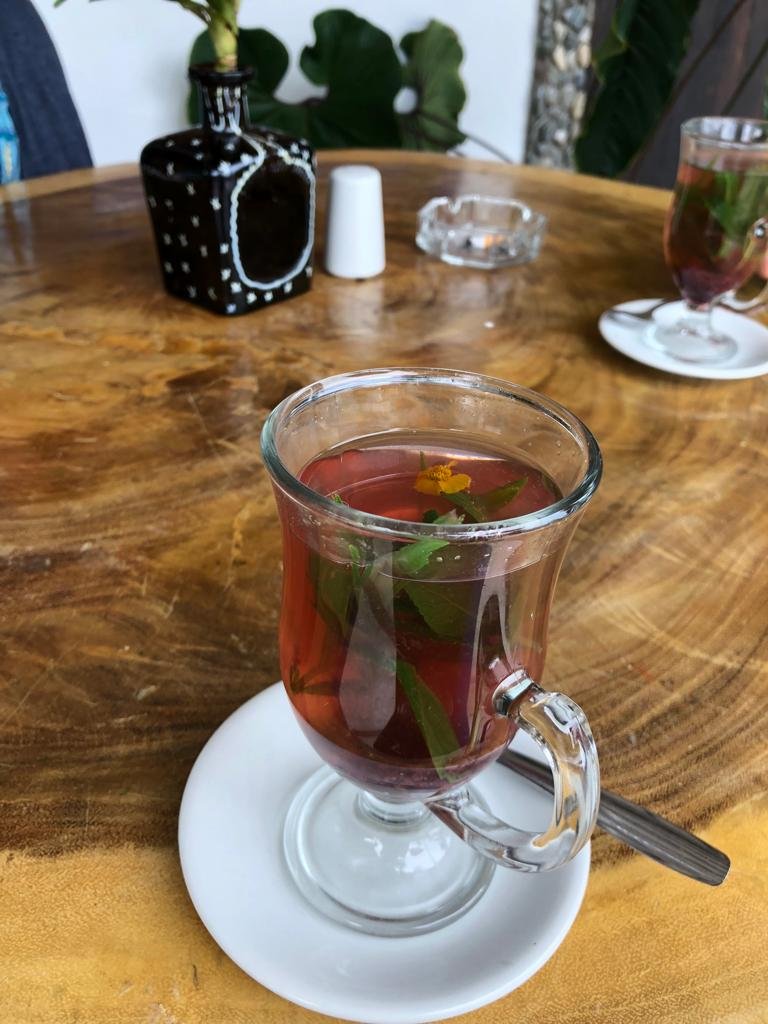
414, 461, 472, 496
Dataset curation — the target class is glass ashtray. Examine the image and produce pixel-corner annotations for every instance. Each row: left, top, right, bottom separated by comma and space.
416, 194, 547, 269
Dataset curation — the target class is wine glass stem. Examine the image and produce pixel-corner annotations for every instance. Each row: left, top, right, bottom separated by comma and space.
357, 790, 428, 826
681, 302, 714, 336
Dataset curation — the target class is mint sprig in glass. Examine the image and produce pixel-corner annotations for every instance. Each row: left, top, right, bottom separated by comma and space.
262, 368, 602, 937
656, 117, 768, 365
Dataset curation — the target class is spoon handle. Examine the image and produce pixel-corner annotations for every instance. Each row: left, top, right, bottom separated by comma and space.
605, 298, 668, 324
498, 748, 730, 886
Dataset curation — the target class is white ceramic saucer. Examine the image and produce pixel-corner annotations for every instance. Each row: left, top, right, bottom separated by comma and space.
178, 683, 590, 1024
599, 298, 768, 379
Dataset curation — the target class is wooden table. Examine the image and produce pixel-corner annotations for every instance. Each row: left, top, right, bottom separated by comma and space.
1, 152, 766, 1024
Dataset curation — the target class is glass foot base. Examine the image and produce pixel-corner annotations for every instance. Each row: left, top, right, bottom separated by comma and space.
283, 767, 495, 937
646, 321, 738, 365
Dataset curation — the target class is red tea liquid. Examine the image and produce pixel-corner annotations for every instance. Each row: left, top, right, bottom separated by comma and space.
279, 434, 563, 797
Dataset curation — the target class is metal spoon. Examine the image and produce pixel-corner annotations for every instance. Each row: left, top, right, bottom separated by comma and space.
604, 299, 669, 326
499, 748, 730, 886
605, 297, 741, 327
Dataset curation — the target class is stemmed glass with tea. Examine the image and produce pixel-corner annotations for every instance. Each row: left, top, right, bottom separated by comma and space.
261, 368, 602, 937
654, 117, 768, 364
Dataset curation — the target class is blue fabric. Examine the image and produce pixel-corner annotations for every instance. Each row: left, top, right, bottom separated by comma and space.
0, 85, 20, 183
0, 0, 91, 179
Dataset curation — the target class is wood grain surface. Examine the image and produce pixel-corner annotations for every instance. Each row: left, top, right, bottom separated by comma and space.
1, 151, 767, 1023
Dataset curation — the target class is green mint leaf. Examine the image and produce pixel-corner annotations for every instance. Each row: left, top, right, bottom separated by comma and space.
391, 538, 449, 575
703, 170, 768, 244
400, 579, 477, 639
310, 553, 354, 634
481, 476, 528, 512
540, 471, 560, 498
390, 510, 464, 576
444, 489, 486, 522
433, 509, 464, 525
723, 170, 740, 207
348, 542, 375, 588
395, 659, 459, 778
422, 509, 439, 523
289, 667, 338, 696
445, 476, 528, 521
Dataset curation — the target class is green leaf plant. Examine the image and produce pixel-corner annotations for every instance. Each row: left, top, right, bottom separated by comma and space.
53, 4, 471, 153
398, 20, 466, 152
575, 0, 700, 178
577, 0, 768, 181
186, 10, 468, 151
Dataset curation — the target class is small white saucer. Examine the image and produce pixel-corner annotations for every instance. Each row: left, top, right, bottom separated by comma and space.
599, 298, 768, 379
178, 683, 590, 1024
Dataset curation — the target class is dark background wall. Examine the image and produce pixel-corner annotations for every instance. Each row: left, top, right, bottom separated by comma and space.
592, 0, 768, 188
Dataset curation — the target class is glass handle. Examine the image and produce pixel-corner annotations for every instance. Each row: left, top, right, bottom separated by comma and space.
427, 671, 600, 871
727, 218, 768, 311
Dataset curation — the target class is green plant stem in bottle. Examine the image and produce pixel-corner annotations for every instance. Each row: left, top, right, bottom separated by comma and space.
208, 0, 241, 71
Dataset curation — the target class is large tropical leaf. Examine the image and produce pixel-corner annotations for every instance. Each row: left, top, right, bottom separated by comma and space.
575, 0, 701, 178
188, 9, 402, 148
399, 20, 466, 152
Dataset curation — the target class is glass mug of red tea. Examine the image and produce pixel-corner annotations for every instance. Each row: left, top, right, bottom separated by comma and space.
656, 116, 768, 365
261, 368, 602, 936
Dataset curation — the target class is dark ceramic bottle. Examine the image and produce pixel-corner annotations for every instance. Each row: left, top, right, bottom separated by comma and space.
140, 66, 315, 316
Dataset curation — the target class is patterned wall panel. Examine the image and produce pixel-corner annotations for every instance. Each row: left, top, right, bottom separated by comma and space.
525, 0, 596, 169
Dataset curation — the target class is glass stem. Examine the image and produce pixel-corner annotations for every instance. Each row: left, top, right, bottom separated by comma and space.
356, 791, 428, 826
681, 302, 715, 336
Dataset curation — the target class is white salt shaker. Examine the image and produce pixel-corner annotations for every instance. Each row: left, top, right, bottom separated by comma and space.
324, 165, 386, 279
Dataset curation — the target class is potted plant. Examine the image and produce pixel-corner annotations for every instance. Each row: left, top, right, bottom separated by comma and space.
55, 0, 315, 315
138, 0, 315, 315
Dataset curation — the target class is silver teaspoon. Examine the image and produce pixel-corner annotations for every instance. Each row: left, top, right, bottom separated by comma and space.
499, 748, 730, 886
605, 297, 740, 327
604, 299, 669, 325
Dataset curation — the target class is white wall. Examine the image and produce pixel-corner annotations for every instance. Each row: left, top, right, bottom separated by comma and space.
32, 0, 537, 167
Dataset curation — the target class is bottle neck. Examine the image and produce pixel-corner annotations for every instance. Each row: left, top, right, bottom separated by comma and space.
195, 76, 251, 134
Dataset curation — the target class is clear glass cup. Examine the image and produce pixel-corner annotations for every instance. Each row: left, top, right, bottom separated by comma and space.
260, 368, 602, 936
651, 116, 768, 365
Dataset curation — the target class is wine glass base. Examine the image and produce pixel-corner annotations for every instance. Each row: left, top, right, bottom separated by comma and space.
645, 322, 738, 365
283, 766, 495, 937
